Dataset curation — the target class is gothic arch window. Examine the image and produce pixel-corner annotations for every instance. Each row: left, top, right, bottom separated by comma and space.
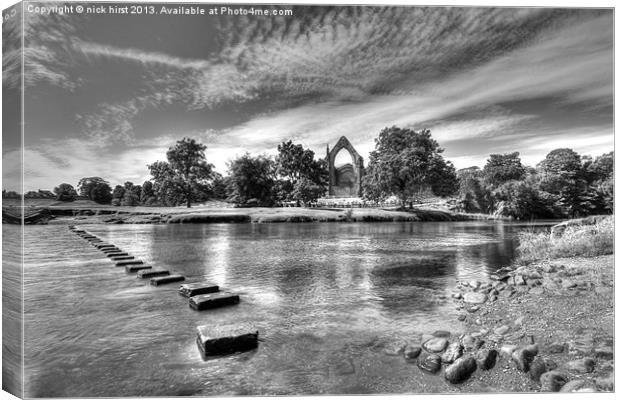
326, 137, 364, 197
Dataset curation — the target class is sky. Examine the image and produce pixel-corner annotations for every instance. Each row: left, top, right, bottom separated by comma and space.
1, 1, 614, 191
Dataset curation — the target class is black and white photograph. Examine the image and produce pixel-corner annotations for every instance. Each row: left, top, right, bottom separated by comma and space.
1, 0, 615, 397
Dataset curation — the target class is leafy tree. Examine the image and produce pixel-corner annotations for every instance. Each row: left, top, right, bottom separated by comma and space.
482, 152, 526, 187
275, 140, 328, 204
210, 173, 229, 200
226, 153, 276, 206
491, 179, 558, 219
111, 185, 125, 206
537, 148, 586, 217
148, 138, 215, 208
77, 177, 112, 204
53, 183, 77, 202
140, 181, 157, 205
456, 167, 490, 213
120, 181, 141, 207
362, 126, 455, 206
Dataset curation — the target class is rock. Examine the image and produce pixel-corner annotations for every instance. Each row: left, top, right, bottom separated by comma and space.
403, 345, 422, 361
529, 356, 557, 383
150, 274, 185, 286
513, 275, 526, 285
500, 287, 515, 298
560, 380, 597, 392
500, 344, 518, 357
445, 356, 477, 384
451, 292, 462, 299
179, 282, 220, 297
136, 269, 169, 279
547, 342, 566, 354
196, 325, 258, 358
468, 280, 481, 290
423, 337, 448, 353
467, 306, 480, 313
561, 279, 577, 289
569, 335, 594, 355
540, 371, 568, 392
486, 334, 504, 344
461, 335, 484, 352
528, 287, 545, 295
594, 346, 613, 360
457, 314, 467, 321
542, 264, 557, 273
125, 264, 152, 273
494, 325, 510, 335
511, 344, 538, 372
115, 259, 144, 267
441, 342, 464, 364
417, 354, 442, 374
384, 341, 407, 356
463, 292, 487, 304
513, 316, 525, 327
564, 357, 595, 373
189, 292, 240, 311
528, 271, 543, 279
432, 330, 451, 338
595, 374, 614, 391
421, 334, 434, 344
475, 349, 498, 370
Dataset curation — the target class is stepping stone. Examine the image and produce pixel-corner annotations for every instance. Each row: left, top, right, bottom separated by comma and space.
150, 275, 185, 286
102, 248, 122, 253
115, 260, 144, 267
179, 283, 220, 297
189, 292, 240, 310
196, 325, 258, 357
106, 252, 129, 258
111, 256, 135, 261
95, 244, 116, 249
125, 265, 152, 273
137, 269, 169, 279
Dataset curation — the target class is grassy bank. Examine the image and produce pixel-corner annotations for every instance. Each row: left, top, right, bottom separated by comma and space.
517, 215, 614, 263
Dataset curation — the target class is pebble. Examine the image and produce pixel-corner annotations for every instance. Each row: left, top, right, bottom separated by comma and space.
457, 314, 467, 321
441, 342, 464, 364
461, 335, 484, 352
500, 344, 518, 357
417, 354, 442, 374
384, 341, 407, 356
494, 325, 510, 335
403, 345, 422, 362
423, 337, 448, 353
475, 348, 498, 370
432, 330, 451, 338
564, 357, 595, 374
594, 374, 614, 391
513, 316, 525, 327
444, 356, 477, 384
528, 287, 545, 295
467, 306, 480, 313
560, 380, 597, 392
529, 356, 557, 383
513, 275, 526, 285
540, 371, 568, 392
463, 292, 487, 304
511, 344, 538, 372
547, 342, 566, 354
451, 292, 462, 299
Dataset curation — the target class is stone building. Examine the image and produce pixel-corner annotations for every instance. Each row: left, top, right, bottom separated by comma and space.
326, 136, 364, 198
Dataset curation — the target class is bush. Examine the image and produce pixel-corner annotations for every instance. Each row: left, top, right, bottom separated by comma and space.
517, 216, 614, 263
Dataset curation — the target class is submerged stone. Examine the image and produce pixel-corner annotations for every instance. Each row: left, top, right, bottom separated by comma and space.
150, 274, 185, 286
463, 292, 487, 304
137, 269, 170, 279
403, 345, 422, 362
111, 256, 135, 261
106, 252, 128, 257
178, 282, 220, 297
423, 337, 448, 353
564, 357, 595, 374
196, 325, 258, 358
115, 260, 143, 267
417, 354, 442, 374
125, 265, 152, 273
540, 371, 568, 392
441, 342, 464, 364
189, 292, 240, 311
475, 348, 498, 370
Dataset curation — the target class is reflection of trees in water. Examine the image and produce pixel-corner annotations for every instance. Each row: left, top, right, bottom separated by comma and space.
369, 252, 457, 312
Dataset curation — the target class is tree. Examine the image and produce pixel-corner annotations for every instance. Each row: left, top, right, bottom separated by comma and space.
226, 153, 276, 206
140, 181, 157, 205
491, 179, 558, 220
275, 140, 328, 204
77, 177, 112, 204
53, 183, 77, 202
111, 185, 125, 206
537, 148, 586, 217
148, 138, 215, 208
120, 181, 141, 207
482, 152, 526, 187
456, 167, 490, 213
362, 126, 455, 206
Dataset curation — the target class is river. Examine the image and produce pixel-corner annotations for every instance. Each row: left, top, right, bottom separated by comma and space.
11, 221, 551, 396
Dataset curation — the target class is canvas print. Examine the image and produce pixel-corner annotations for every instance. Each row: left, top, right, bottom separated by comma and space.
1, 1, 614, 397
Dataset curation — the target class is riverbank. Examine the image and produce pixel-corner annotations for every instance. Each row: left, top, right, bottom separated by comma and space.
3, 203, 494, 224
397, 216, 614, 392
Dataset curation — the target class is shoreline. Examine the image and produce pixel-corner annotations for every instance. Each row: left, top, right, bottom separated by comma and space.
3, 205, 500, 225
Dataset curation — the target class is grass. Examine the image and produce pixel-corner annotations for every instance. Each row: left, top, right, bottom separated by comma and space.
517, 215, 614, 264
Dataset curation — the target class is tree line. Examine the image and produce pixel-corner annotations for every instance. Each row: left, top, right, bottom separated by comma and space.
7, 127, 613, 220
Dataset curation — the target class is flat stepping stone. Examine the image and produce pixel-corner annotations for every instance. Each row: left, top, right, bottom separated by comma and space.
95, 244, 116, 249
137, 269, 169, 279
125, 265, 152, 273
150, 275, 185, 286
102, 248, 122, 253
111, 256, 135, 261
189, 292, 240, 310
179, 282, 220, 297
196, 325, 258, 357
115, 260, 144, 267
106, 252, 129, 258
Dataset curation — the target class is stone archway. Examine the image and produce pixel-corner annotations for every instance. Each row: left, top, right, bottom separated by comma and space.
326, 136, 364, 197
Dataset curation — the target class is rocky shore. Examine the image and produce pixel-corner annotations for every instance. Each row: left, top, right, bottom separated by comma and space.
382, 254, 614, 392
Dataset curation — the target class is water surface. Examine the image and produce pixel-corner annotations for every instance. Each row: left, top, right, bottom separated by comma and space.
20, 221, 549, 396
